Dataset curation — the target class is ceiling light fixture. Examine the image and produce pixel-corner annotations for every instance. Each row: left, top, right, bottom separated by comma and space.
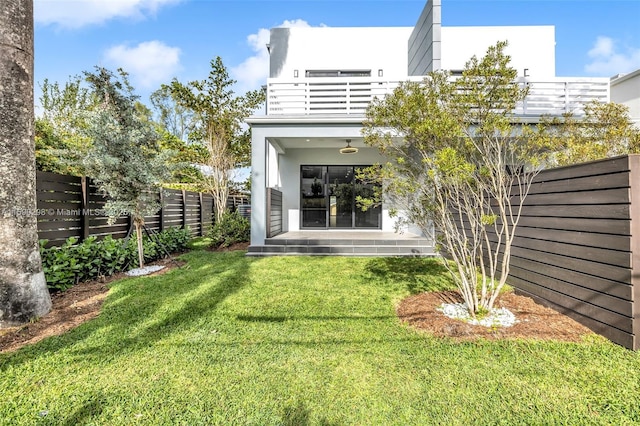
339, 139, 358, 154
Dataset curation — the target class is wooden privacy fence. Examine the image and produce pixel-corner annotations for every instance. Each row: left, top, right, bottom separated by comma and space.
492, 155, 640, 350
266, 188, 283, 238
35, 171, 246, 247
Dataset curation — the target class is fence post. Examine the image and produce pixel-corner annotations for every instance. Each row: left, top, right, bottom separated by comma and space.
80, 176, 90, 242
158, 190, 165, 232
182, 189, 187, 230
199, 192, 204, 236
628, 155, 640, 351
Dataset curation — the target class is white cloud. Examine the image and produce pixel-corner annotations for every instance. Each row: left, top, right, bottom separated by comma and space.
35, 0, 181, 29
585, 36, 640, 76
232, 19, 320, 93
103, 41, 181, 89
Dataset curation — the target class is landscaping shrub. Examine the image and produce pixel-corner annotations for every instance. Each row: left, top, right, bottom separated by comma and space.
208, 211, 250, 248
40, 226, 191, 291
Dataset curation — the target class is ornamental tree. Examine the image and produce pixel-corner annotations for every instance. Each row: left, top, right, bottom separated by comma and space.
82, 67, 170, 268
167, 57, 264, 222
363, 42, 552, 316
543, 100, 640, 166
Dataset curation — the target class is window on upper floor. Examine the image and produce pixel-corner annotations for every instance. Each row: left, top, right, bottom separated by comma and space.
305, 70, 372, 78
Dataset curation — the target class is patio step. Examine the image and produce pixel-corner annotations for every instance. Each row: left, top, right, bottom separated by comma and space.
247, 238, 436, 257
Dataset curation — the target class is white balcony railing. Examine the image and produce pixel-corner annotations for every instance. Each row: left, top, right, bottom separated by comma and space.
266, 76, 610, 117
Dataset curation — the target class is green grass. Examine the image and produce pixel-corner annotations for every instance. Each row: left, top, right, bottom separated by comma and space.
1, 250, 639, 425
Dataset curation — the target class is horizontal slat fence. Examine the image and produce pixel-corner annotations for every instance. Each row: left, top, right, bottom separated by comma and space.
36, 171, 247, 247
266, 188, 283, 238
487, 156, 639, 350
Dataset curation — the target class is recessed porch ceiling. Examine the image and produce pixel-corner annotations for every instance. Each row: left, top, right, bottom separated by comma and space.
268, 137, 366, 149
268, 137, 405, 149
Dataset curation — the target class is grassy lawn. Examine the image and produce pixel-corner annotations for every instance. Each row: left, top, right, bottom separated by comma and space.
1, 247, 639, 425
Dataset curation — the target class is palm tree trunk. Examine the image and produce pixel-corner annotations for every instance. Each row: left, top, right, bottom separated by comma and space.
0, 0, 52, 323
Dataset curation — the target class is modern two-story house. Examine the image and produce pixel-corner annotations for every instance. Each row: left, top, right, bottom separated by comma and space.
246, 0, 610, 256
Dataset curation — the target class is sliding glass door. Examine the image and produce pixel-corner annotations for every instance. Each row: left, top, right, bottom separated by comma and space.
301, 166, 327, 228
301, 165, 381, 229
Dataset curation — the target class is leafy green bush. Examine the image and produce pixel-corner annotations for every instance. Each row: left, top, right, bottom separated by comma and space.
208, 211, 250, 248
40, 227, 192, 291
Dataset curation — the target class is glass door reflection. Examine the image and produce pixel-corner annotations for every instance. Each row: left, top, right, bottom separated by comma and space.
300, 166, 327, 228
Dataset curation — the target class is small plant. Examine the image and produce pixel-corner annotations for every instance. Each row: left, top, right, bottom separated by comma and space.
208, 211, 250, 248
40, 227, 192, 291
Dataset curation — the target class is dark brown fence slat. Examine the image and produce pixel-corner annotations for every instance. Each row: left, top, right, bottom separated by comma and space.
508, 256, 632, 300
510, 276, 633, 333
37, 171, 82, 184
510, 246, 631, 283
513, 227, 630, 252
515, 287, 634, 350
36, 182, 82, 196
527, 171, 629, 195
519, 204, 630, 219
530, 155, 630, 183
508, 264, 632, 317
513, 188, 630, 206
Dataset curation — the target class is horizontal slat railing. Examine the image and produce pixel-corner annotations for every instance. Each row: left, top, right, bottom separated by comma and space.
266, 76, 610, 116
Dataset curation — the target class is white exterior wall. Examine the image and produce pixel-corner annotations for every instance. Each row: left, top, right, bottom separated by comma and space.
278, 148, 400, 233
441, 26, 556, 77
408, 0, 441, 75
269, 27, 413, 80
611, 69, 640, 127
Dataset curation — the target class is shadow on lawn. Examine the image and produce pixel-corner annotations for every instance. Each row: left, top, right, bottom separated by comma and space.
366, 257, 455, 294
282, 401, 339, 426
58, 391, 105, 426
0, 250, 254, 367
236, 314, 393, 323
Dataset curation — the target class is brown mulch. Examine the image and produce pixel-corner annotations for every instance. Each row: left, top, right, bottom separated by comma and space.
397, 290, 594, 343
0, 257, 185, 354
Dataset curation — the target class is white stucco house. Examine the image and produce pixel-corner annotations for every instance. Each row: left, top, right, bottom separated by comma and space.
611, 69, 640, 128
246, 0, 610, 256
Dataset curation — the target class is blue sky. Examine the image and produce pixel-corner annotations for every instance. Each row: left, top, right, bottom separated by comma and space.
34, 0, 640, 106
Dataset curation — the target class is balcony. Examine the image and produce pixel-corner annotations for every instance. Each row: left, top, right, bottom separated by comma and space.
266, 76, 610, 117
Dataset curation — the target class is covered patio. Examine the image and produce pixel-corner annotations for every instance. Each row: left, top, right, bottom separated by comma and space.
246, 230, 435, 256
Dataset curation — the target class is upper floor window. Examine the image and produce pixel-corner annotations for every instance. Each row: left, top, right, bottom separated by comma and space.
305, 70, 372, 78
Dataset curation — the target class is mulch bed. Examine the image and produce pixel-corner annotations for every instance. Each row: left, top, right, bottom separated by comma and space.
0, 257, 185, 353
397, 290, 593, 343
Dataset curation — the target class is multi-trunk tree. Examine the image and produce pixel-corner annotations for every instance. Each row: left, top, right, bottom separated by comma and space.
363, 42, 552, 316
0, 0, 52, 323
167, 57, 264, 222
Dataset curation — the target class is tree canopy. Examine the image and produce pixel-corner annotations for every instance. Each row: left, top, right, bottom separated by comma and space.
363, 41, 552, 316
82, 67, 170, 268
167, 56, 265, 221
35, 77, 97, 175
544, 101, 640, 166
